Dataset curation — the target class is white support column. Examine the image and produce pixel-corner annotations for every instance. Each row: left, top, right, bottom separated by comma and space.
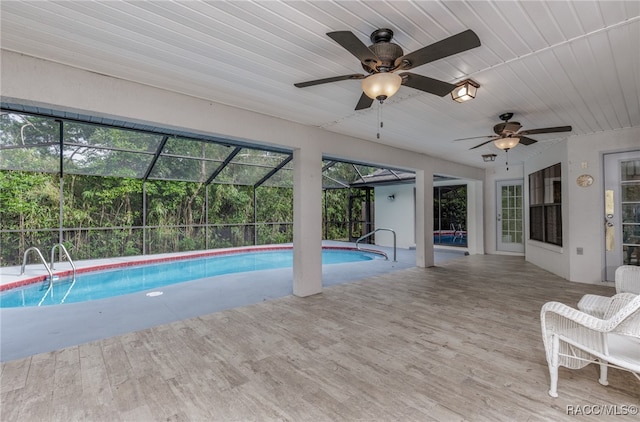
415, 169, 434, 268
293, 146, 323, 297
466, 180, 484, 255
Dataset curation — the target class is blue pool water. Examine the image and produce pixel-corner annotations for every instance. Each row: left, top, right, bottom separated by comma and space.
1, 249, 380, 308
433, 234, 467, 247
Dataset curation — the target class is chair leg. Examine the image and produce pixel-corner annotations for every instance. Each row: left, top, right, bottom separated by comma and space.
548, 335, 559, 397
598, 360, 609, 386
548, 364, 559, 397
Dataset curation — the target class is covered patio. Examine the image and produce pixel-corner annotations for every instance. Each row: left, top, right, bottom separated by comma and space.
1, 254, 635, 421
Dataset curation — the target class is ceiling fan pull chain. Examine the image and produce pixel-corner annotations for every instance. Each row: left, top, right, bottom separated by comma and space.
377, 100, 383, 139
506, 149, 509, 171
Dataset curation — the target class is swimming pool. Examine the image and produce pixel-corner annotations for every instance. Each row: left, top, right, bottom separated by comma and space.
0, 247, 382, 308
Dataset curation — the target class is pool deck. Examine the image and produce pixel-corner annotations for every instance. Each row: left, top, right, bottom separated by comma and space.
0, 242, 468, 362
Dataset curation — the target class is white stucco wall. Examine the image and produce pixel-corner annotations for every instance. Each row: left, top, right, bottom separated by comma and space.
373, 184, 415, 249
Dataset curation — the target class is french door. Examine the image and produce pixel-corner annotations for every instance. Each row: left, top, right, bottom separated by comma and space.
604, 151, 640, 280
497, 180, 524, 253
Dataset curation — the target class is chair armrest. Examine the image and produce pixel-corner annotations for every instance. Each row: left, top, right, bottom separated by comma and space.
542, 293, 640, 334
577, 294, 609, 318
541, 301, 608, 332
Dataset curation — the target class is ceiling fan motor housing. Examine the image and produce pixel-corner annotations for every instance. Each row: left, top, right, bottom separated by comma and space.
499, 112, 514, 121
494, 122, 522, 136
365, 28, 403, 72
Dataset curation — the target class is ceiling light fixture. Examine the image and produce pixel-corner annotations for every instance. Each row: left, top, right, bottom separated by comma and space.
493, 137, 520, 151
362, 72, 402, 102
493, 137, 519, 172
451, 79, 479, 103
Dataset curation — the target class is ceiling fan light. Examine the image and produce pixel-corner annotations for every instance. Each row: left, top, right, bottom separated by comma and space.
451, 79, 479, 103
494, 137, 520, 150
362, 72, 402, 100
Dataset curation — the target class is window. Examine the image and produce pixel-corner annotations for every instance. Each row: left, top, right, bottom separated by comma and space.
529, 163, 562, 246
433, 184, 467, 247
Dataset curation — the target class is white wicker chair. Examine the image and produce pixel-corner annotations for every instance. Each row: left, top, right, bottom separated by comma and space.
540, 292, 640, 397
578, 265, 640, 318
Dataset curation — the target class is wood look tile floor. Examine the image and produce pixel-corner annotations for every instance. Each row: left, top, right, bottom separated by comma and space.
1, 255, 638, 421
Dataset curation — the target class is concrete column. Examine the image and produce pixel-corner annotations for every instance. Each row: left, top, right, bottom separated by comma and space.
466, 180, 484, 255
415, 169, 434, 268
293, 146, 323, 297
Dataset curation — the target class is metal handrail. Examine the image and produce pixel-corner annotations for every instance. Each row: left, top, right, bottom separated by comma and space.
50, 243, 76, 281
356, 228, 396, 262
20, 247, 53, 279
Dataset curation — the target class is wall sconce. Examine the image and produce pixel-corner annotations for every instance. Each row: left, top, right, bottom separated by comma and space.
451, 79, 479, 103
387, 194, 395, 201
482, 154, 497, 162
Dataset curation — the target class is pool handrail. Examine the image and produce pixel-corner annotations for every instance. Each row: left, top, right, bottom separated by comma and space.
50, 243, 76, 281
20, 247, 53, 280
356, 228, 396, 262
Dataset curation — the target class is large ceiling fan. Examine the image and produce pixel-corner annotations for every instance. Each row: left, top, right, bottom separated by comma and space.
455, 113, 573, 151
294, 28, 481, 110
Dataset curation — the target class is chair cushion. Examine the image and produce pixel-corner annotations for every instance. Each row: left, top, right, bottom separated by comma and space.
606, 334, 640, 371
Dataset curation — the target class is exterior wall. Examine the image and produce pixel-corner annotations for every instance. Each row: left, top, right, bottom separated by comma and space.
373, 184, 415, 249
566, 127, 640, 283
483, 126, 640, 283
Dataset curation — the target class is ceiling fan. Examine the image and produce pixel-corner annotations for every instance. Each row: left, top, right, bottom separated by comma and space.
294, 28, 481, 110
455, 112, 573, 151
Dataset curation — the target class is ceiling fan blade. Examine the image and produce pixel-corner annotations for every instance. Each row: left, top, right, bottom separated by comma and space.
400, 72, 456, 97
355, 92, 374, 110
294, 74, 366, 88
469, 139, 495, 150
327, 31, 380, 66
394, 29, 481, 70
518, 126, 572, 136
518, 136, 538, 146
453, 135, 494, 142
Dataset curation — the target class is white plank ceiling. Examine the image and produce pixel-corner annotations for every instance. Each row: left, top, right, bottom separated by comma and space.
1, 1, 639, 169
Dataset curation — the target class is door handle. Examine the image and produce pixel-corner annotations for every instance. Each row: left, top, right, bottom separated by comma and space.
605, 190, 614, 251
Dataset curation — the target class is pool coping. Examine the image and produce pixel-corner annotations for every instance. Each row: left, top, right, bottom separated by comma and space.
0, 244, 387, 292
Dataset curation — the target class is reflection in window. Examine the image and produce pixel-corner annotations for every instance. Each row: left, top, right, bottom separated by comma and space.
0, 113, 61, 172
433, 185, 467, 247
621, 160, 640, 265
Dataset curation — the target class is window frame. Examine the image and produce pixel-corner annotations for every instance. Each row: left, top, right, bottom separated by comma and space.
529, 163, 562, 246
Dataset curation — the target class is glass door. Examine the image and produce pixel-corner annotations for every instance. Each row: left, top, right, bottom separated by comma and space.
604, 151, 640, 280
497, 180, 524, 253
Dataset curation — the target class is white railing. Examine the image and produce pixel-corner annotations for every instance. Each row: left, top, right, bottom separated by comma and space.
355, 228, 396, 262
